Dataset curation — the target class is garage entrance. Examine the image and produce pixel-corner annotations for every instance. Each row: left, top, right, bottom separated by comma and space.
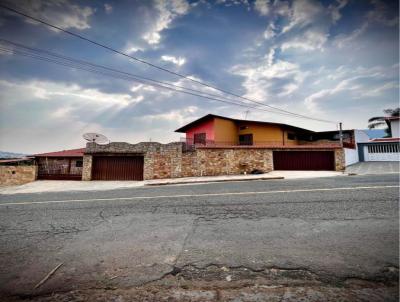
273, 151, 335, 170
92, 156, 144, 180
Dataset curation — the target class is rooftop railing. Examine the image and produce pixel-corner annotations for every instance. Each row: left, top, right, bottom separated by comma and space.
181, 137, 355, 151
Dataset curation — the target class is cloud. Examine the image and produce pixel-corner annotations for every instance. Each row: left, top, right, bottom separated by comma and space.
138, 106, 198, 125
281, 28, 328, 51
10, 0, 94, 30
231, 56, 304, 101
263, 23, 276, 39
254, 0, 290, 17
357, 81, 399, 98
142, 0, 190, 45
254, 0, 270, 15
281, 0, 323, 33
333, 22, 368, 49
104, 3, 113, 14
329, 0, 348, 23
266, 48, 275, 66
304, 69, 395, 111
304, 78, 358, 111
277, 0, 345, 52
257, 0, 347, 52
123, 43, 144, 54
161, 55, 186, 66
216, 0, 250, 8
0, 78, 154, 152
0, 79, 143, 107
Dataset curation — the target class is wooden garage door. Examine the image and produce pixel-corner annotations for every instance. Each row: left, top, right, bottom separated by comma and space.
273, 151, 335, 171
92, 156, 144, 180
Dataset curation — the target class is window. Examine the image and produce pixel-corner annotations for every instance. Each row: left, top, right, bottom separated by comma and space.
193, 133, 206, 145
287, 133, 296, 140
239, 134, 253, 145
75, 160, 83, 167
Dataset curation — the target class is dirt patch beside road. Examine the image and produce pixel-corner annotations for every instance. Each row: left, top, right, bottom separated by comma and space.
5, 280, 398, 302
4, 265, 398, 302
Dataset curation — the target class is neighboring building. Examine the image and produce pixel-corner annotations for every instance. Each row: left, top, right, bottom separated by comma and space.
387, 116, 400, 138
175, 114, 355, 148
358, 137, 400, 162
356, 116, 400, 162
34, 148, 85, 180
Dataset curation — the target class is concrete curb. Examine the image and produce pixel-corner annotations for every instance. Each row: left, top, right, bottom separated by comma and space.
145, 176, 284, 186
345, 172, 400, 176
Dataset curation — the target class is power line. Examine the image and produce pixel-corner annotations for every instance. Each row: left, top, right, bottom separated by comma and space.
0, 46, 306, 116
0, 39, 336, 122
0, 3, 337, 124
0, 38, 287, 115
0, 41, 286, 114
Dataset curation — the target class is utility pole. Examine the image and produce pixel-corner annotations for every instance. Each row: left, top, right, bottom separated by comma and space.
244, 110, 250, 120
339, 122, 343, 147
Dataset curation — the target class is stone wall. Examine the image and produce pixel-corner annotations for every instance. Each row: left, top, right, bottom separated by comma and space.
0, 165, 37, 186
334, 148, 345, 171
193, 148, 273, 176
82, 155, 92, 181
83, 142, 344, 180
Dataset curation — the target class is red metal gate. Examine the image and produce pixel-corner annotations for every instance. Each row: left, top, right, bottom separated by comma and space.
273, 151, 335, 170
92, 156, 144, 180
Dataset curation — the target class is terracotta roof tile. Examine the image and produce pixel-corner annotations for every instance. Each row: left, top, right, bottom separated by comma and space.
34, 148, 85, 157
370, 138, 400, 142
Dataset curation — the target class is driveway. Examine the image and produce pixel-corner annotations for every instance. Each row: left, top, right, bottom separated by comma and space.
0, 174, 398, 301
346, 161, 399, 174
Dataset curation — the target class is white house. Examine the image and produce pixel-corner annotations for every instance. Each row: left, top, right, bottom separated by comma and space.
356, 116, 400, 162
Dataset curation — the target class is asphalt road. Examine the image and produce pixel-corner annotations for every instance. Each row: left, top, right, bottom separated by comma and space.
0, 174, 398, 300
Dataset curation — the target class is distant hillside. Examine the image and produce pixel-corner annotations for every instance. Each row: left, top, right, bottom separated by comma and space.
0, 151, 28, 159
363, 129, 386, 139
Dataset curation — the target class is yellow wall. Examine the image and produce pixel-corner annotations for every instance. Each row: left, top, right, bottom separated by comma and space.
214, 118, 238, 143
214, 118, 302, 145
282, 130, 300, 145
237, 122, 284, 144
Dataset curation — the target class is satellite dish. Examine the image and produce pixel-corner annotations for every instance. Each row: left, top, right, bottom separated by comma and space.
83, 133, 109, 144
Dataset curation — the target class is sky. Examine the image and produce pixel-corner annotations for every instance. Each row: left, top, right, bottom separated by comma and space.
0, 0, 398, 154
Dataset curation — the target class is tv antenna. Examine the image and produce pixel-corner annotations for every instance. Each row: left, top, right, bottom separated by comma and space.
82, 133, 110, 145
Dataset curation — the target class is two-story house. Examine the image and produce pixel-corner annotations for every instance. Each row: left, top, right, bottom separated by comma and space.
175, 114, 353, 147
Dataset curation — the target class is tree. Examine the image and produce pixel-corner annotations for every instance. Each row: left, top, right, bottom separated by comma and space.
368, 108, 400, 137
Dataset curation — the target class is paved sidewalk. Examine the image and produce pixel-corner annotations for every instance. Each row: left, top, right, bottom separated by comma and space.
0, 171, 345, 194
346, 162, 399, 175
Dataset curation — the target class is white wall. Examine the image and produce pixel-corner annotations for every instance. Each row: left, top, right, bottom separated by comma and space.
363, 144, 400, 161
344, 130, 370, 166
390, 120, 400, 138
345, 148, 359, 166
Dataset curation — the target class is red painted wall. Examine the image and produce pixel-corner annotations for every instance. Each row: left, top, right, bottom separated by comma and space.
185, 118, 215, 141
